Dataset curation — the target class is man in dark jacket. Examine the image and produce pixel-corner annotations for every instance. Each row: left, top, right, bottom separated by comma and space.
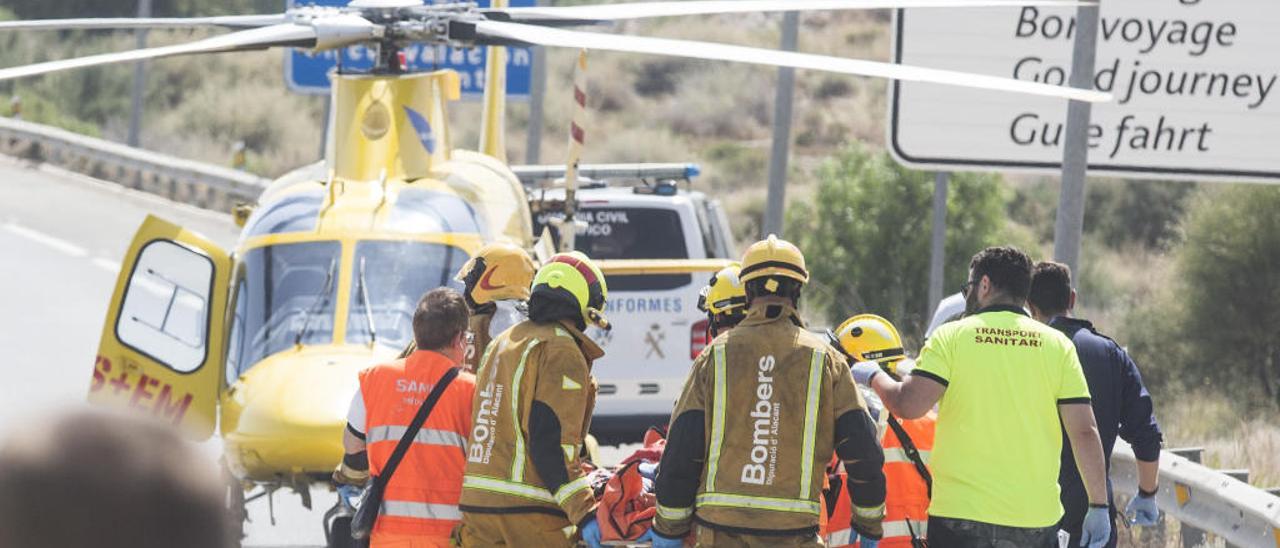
1029, 261, 1165, 548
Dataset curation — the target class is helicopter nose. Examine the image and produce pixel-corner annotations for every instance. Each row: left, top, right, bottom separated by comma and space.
243, 355, 358, 429
223, 348, 383, 477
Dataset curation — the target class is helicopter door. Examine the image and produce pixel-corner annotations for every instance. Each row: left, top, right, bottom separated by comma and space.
89, 215, 231, 440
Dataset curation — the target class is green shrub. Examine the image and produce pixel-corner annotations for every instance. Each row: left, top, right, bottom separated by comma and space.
1122, 185, 1280, 409
785, 144, 1006, 341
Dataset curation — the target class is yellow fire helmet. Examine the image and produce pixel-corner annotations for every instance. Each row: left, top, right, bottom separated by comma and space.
835, 313, 907, 373
739, 234, 808, 286
531, 251, 610, 330
697, 263, 747, 321
455, 242, 537, 305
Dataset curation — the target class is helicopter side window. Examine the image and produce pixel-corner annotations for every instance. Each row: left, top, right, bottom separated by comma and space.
231, 241, 341, 370
346, 240, 469, 351
225, 276, 247, 386
115, 240, 214, 373
244, 192, 324, 237
386, 189, 486, 237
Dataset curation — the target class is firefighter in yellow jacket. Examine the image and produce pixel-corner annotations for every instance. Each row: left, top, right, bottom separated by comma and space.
454, 242, 536, 370
827, 314, 936, 548
400, 242, 536, 370
652, 235, 887, 548
457, 251, 608, 547
696, 263, 748, 340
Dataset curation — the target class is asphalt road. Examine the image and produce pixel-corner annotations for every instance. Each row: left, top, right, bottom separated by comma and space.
0, 158, 240, 432
0, 159, 632, 547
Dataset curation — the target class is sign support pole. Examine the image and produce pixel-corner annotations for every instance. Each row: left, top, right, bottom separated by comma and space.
127, 0, 152, 148
526, 43, 547, 165
928, 171, 949, 319
762, 11, 798, 238
1052, 3, 1100, 277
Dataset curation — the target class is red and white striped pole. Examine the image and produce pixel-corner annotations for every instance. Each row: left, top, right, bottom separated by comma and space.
559, 49, 589, 252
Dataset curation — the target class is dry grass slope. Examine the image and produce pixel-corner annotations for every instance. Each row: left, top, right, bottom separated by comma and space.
1, 9, 893, 233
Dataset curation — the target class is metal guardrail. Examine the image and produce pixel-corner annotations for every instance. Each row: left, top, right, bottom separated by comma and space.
1111, 440, 1280, 548
0, 117, 701, 210
0, 117, 268, 212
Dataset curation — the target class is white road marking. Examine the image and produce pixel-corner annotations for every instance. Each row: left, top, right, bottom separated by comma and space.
3, 222, 89, 258
92, 257, 122, 274
33, 162, 236, 224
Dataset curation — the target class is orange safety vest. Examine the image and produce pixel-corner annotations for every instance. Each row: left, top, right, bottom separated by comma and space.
825, 412, 935, 547
360, 350, 477, 543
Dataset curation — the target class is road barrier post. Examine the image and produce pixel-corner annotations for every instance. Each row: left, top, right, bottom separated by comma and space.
1170, 447, 1207, 548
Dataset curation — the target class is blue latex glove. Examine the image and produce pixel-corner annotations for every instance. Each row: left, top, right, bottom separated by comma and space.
647, 529, 685, 548
1079, 506, 1112, 548
336, 484, 362, 509
1126, 493, 1159, 526
580, 518, 603, 548
851, 361, 882, 385
637, 461, 659, 480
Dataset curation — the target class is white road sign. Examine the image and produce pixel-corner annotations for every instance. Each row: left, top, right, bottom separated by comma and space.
890, 1, 1280, 182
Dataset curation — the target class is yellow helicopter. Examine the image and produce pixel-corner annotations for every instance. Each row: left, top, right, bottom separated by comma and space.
0, 0, 1107, 542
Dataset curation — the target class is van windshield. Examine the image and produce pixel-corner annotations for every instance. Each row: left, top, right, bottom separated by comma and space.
534, 207, 691, 291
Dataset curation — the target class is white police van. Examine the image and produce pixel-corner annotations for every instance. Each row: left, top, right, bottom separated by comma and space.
519, 165, 735, 442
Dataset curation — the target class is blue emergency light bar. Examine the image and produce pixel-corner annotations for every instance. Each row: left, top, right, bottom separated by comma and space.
512, 163, 701, 185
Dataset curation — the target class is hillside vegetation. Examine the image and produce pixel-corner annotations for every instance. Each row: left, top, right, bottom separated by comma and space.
3, 1, 1280, 520
0, 2, 889, 209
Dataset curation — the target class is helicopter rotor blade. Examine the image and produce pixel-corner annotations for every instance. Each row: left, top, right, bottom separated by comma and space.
0, 14, 288, 32
471, 20, 1111, 103
492, 0, 1095, 25
0, 23, 317, 83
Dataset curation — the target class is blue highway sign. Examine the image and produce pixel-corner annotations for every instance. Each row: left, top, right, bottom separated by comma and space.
284, 0, 535, 99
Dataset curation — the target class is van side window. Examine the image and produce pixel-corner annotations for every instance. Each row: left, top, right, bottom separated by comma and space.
533, 207, 691, 291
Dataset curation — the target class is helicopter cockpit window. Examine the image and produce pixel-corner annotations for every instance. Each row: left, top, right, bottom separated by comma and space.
244, 191, 324, 237
229, 241, 341, 370
115, 240, 214, 373
386, 189, 486, 236
346, 240, 469, 350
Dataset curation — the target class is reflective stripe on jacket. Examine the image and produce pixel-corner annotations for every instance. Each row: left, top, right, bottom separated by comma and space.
827, 413, 935, 547
360, 350, 477, 539
463, 312, 494, 372
459, 319, 602, 526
